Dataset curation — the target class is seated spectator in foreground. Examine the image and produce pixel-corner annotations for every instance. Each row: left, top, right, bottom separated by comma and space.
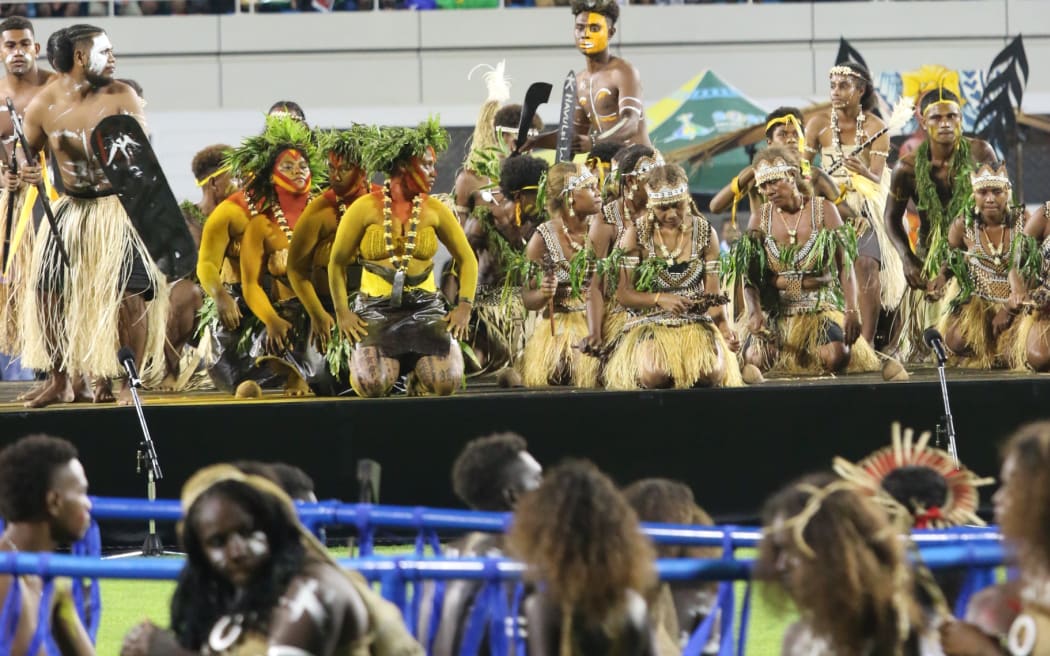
623, 478, 719, 652
423, 432, 542, 653
120, 464, 423, 656
756, 472, 944, 655
0, 434, 95, 656
509, 459, 659, 655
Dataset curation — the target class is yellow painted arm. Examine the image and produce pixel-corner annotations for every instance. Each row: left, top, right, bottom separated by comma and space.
329, 194, 375, 317
197, 200, 243, 299
239, 215, 281, 327
289, 195, 336, 322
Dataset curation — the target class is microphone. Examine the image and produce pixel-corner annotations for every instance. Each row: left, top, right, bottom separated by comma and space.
118, 346, 142, 388
923, 327, 948, 365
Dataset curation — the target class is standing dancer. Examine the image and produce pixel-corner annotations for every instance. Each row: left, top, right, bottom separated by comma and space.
884, 84, 997, 361
805, 63, 906, 347
0, 17, 54, 370
529, 0, 650, 153
20, 25, 169, 407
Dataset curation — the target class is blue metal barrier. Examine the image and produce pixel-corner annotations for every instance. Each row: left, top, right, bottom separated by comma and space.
87, 496, 1002, 549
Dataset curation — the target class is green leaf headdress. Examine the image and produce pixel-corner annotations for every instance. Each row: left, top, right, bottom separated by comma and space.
224, 113, 325, 207
360, 115, 450, 176
316, 123, 370, 170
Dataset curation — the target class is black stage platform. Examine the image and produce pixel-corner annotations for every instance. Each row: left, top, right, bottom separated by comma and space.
0, 369, 1046, 524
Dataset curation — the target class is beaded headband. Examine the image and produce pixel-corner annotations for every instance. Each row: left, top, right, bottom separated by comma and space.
497, 126, 539, 138
970, 163, 1011, 191
754, 157, 798, 185
561, 166, 597, 196
196, 165, 231, 187
626, 152, 664, 179
646, 182, 690, 207
829, 65, 864, 80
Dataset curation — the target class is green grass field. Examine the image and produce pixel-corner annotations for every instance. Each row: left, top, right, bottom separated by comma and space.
93, 550, 798, 655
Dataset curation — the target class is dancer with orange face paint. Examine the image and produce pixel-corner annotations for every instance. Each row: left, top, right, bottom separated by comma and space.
328, 118, 478, 398
288, 125, 372, 354
238, 135, 320, 356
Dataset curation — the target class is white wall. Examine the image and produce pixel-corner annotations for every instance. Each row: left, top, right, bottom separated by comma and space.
10, 0, 1049, 198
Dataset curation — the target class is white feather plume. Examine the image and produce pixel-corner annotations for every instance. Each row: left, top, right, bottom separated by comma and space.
886, 96, 917, 135
468, 60, 511, 104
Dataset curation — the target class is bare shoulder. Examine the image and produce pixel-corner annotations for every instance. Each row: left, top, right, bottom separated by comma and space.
863, 112, 887, 131
894, 152, 917, 175
804, 113, 829, 133
968, 138, 998, 165
611, 56, 641, 79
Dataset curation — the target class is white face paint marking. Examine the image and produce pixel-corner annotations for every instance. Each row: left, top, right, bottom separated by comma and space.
247, 531, 268, 557
87, 34, 112, 76
283, 579, 326, 626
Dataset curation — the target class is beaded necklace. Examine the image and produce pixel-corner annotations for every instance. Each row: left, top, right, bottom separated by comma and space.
558, 216, 587, 253
382, 180, 424, 306
830, 108, 867, 162
248, 194, 311, 242
654, 220, 688, 266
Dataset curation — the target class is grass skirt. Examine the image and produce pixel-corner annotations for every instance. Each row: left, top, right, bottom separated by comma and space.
939, 296, 1021, 369
897, 283, 956, 363
519, 309, 599, 388
1010, 312, 1050, 371
20, 194, 169, 379
468, 287, 532, 374
844, 169, 907, 310
604, 314, 742, 389
0, 186, 31, 356
748, 309, 880, 375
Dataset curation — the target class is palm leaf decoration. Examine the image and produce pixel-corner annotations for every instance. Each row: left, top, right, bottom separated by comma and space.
567, 246, 594, 299
325, 326, 353, 379
595, 246, 626, 295
225, 113, 325, 207
1011, 227, 1042, 286
946, 247, 976, 310
720, 230, 767, 287
975, 35, 1029, 158
359, 115, 450, 175
634, 257, 669, 293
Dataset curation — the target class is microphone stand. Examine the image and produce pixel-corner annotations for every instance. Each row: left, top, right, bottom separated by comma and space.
931, 346, 961, 468
110, 362, 177, 558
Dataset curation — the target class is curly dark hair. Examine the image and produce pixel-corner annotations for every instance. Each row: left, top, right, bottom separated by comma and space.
191, 144, 232, 183
494, 103, 544, 132
499, 155, 548, 198
451, 432, 528, 510
999, 422, 1050, 575
170, 479, 306, 650
880, 466, 949, 521
47, 24, 104, 74
764, 107, 803, 142
622, 478, 716, 560
570, 0, 619, 26
508, 459, 654, 624
0, 16, 34, 34
0, 434, 78, 523
755, 473, 921, 655
832, 62, 878, 114
588, 140, 625, 165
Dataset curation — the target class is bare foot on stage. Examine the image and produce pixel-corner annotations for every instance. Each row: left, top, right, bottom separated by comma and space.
17, 379, 48, 402
71, 375, 93, 403
117, 382, 135, 406
24, 373, 72, 408
93, 378, 115, 403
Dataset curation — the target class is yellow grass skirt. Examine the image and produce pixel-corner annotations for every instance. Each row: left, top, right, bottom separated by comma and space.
20, 194, 169, 379
0, 186, 31, 356
751, 309, 880, 375
470, 289, 533, 374
897, 282, 957, 363
1010, 312, 1050, 371
604, 316, 742, 389
518, 309, 599, 388
939, 296, 1021, 369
